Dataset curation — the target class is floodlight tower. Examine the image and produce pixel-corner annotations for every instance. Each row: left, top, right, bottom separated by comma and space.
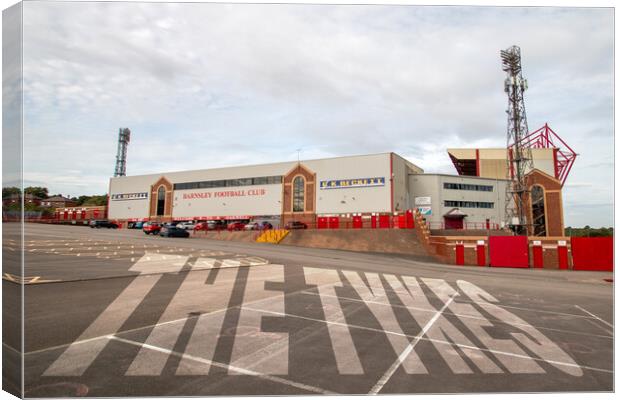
114, 128, 131, 177
500, 45, 533, 235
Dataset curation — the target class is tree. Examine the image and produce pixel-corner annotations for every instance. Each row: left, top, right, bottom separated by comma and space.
24, 186, 49, 199
2, 187, 20, 199
83, 195, 108, 206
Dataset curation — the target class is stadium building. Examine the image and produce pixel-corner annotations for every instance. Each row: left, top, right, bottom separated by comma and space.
108, 147, 569, 236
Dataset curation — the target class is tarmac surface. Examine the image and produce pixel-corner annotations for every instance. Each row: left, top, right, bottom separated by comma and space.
2, 223, 614, 396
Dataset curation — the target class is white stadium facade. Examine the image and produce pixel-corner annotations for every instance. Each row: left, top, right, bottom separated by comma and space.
107, 151, 552, 231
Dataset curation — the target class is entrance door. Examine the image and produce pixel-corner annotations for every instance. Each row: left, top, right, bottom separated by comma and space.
444, 217, 463, 230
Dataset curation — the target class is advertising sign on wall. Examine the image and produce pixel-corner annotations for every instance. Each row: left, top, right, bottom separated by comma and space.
417, 206, 432, 215
111, 192, 148, 201
415, 196, 431, 205
319, 177, 385, 190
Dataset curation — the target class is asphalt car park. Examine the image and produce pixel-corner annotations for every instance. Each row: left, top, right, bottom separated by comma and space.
2, 223, 614, 396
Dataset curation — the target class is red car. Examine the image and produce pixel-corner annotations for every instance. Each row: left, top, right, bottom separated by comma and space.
143, 222, 162, 235
194, 222, 209, 231
285, 221, 308, 230
227, 221, 246, 231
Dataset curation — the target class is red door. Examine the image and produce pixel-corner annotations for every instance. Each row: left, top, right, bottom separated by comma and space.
444, 217, 463, 230
406, 210, 414, 229
328, 217, 340, 229
489, 236, 529, 268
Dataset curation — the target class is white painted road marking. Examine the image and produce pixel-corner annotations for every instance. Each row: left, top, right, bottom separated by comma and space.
369, 291, 458, 394
575, 305, 613, 328
304, 267, 364, 374
109, 335, 335, 394
41, 258, 607, 383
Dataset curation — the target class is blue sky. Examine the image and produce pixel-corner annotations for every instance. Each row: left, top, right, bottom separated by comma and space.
6, 1, 615, 227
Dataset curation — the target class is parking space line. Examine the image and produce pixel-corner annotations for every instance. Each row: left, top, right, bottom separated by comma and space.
242, 307, 613, 375
28, 279, 330, 357
575, 305, 613, 328
299, 291, 613, 340
369, 292, 459, 394
344, 282, 609, 321
107, 335, 336, 394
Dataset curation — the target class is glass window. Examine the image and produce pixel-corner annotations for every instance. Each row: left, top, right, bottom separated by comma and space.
293, 176, 305, 212
157, 186, 166, 216
531, 185, 546, 236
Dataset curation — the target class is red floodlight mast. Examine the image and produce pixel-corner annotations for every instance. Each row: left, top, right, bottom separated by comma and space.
515, 123, 577, 186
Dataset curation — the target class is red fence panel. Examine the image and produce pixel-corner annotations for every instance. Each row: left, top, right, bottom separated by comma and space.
558, 245, 569, 270
476, 243, 486, 266
328, 217, 340, 229
406, 210, 414, 229
455, 243, 465, 265
352, 216, 362, 229
489, 236, 529, 268
532, 245, 543, 268
378, 215, 390, 229
371, 215, 377, 229
317, 217, 328, 229
397, 215, 406, 229
571, 237, 613, 271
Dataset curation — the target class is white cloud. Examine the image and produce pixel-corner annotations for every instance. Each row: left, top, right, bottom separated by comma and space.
11, 2, 614, 227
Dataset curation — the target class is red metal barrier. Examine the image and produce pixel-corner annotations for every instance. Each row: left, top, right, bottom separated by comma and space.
328, 216, 340, 229
352, 215, 362, 229
317, 217, 328, 229
371, 215, 377, 229
397, 214, 406, 229
558, 243, 569, 270
476, 241, 486, 266
489, 236, 529, 268
406, 210, 414, 229
532, 242, 543, 268
378, 215, 390, 229
455, 243, 465, 265
571, 237, 613, 271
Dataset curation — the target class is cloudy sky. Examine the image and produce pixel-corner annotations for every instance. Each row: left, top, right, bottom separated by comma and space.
8, 1, 616, 227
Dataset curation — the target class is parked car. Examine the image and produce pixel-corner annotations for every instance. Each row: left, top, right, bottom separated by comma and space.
260, 221, 273, 230
176, 221, 196, 230
285, 221, 308, 230
159, 226, 190, 238
134, 221, 145, 229
210, 220, 226, 230
244, 222, 260, 230
89, 220, 118, 229
143, 222, 162, 235
194, 222, 209, 231
227, 221, 246, 231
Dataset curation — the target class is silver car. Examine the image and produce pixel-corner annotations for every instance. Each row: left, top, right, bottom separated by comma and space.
176, 221, 196, 230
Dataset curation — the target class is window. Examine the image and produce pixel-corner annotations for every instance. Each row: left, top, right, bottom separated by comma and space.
173, 175, 282, 190
444, 200, 494, 209
531, 185, 546, 236
443, 182, 493, 192
156, 186, 166, 216
293, 176, 305, 212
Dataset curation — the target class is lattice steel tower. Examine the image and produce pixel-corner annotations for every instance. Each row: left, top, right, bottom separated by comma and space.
501, 46, 533, 235
114, 128, 131, 177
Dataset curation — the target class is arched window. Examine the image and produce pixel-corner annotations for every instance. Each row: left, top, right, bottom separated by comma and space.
531, 185, 546, 236
293, 176, 305, 212
157, 186, 166, 216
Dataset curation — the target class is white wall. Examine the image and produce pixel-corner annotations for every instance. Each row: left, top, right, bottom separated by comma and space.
107, 175, 152, 220
172, 184, 282, 219
108, 153, 417, 219
305, 154, 392, 214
